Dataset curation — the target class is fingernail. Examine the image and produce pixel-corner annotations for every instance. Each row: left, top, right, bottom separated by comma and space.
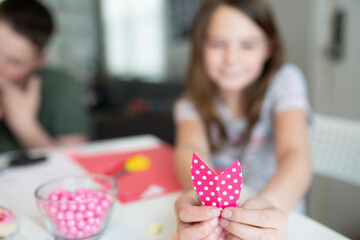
214, 225, 222, 234
209, 208, 220, 217
210, 218, 218, 227
219, 219, 228, 227
221, 209, 232, 218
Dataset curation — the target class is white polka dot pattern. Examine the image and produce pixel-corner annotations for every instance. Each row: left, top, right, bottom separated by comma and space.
191, 153, 243, 209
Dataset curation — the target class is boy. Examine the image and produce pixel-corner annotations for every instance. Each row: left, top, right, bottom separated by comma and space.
0, 0, 89, 153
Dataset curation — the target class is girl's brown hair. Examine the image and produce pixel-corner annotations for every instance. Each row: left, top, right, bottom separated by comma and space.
187, 0, 284, 151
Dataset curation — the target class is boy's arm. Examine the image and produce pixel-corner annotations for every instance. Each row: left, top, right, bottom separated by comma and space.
9, 121, 86, 150
0, 76, 57, 149
258, 109, 312, 212
8, 119, 58, 148
175, 118, 212, 190
0, 104, 3, 120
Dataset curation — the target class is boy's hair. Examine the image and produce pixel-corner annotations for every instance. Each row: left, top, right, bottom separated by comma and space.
0, 0, 54, 51
187, 0, 284, 152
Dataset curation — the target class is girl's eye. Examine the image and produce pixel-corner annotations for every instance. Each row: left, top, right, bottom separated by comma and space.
208, 40, 225, 48
242, 42, 256, 50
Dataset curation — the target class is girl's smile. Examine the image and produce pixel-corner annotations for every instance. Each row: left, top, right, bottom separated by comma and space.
204, 5, 271, 93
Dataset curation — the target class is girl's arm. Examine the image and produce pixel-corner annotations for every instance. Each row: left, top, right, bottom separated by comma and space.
175, 118, 212, 190
258, 109, 312, 212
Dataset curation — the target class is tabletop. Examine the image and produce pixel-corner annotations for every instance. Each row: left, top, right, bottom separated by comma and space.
0, 134, 349, 240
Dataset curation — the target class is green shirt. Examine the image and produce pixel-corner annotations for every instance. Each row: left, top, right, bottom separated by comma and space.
0, 67, 89, 153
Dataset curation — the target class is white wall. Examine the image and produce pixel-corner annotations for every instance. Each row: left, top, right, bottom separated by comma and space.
268, 0, 310, 79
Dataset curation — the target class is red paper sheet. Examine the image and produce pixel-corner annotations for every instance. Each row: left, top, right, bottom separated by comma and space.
69, 144, 182, 204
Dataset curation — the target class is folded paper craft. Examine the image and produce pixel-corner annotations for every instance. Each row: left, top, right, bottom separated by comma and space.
191, 153, 243, 210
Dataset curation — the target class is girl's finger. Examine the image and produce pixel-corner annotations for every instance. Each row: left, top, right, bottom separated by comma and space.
175, 190, 220, 223
219, 231, 226, 240
178, 205, 220, 223
220, 219, 283, 240
221, 207, 287, 229
200, 225, 224, 240
226, 232, 244, 240
178, 218, 219, 240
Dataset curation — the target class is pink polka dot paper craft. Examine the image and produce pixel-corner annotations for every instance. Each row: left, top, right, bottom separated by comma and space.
191, 153, 243, 209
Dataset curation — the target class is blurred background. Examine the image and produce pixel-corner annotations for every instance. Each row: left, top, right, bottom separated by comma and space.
2, 0, 359, 238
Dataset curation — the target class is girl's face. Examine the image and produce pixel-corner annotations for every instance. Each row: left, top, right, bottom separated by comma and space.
204, 5, 271, 93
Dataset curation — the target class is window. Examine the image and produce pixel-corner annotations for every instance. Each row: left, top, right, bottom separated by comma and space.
102, 0, 166, 80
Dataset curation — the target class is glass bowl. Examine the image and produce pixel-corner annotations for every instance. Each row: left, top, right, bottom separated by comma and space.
35, 174, 117, 240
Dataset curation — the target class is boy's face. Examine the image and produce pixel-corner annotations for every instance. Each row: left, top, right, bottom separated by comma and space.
0, 21, 44, 85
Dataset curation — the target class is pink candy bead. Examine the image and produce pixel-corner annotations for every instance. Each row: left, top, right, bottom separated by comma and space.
84, 225, 92, 234
76, 231, 85, 239
43, 202, 51, 210
49, 207, 58, 215
66, 219, 76, 228
65, 211, 74, 220
56, 212, 64, 220
95, 205, 103, 215
69, 193, 76, 200
94, 217, 102, 226
85, 210, 94, 218
49, 194, 59, 201
77, 220, 86, 230
74, 195, 82, 201
91, 225, 99, 234
78, 204, 86, 212
57, 220, 66, 228
75, 212, 84, 221
59, 227, 68, 235
104, 194, 112, 201
87, 217, 95, 225
59, 203, 68, 211
68, 204, 77, 212
68, 226, 77, 235
100, 200, 109, 210
53, 188, 62, 194
51, 202, 59, 209
87, 202, 96, 210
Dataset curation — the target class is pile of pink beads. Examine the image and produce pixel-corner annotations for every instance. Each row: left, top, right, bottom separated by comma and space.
42, 188, 113, 239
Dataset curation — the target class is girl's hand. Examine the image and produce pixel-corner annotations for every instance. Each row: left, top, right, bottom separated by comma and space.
219, 196, 288, 240
175, 190, 226, 240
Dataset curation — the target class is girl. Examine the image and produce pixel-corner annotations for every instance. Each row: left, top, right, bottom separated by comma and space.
174, 0, 312, 239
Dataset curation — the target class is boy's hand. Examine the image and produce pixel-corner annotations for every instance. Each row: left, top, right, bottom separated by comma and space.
219, 196, 288, 240
175, 190, 225, 240
0, 75, 41, 128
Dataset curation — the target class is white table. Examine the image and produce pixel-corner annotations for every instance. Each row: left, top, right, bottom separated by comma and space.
0, 135, 349, 240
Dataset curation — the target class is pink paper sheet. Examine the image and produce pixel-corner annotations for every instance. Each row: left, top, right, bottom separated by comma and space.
70, 144, 182, 204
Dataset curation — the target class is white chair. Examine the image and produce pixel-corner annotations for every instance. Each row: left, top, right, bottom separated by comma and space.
309, 114, 360, 186
307, 114, 360, 239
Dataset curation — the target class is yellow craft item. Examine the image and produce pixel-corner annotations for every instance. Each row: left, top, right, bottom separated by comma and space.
124, 154, 151, 173
147, 222, 162, 234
